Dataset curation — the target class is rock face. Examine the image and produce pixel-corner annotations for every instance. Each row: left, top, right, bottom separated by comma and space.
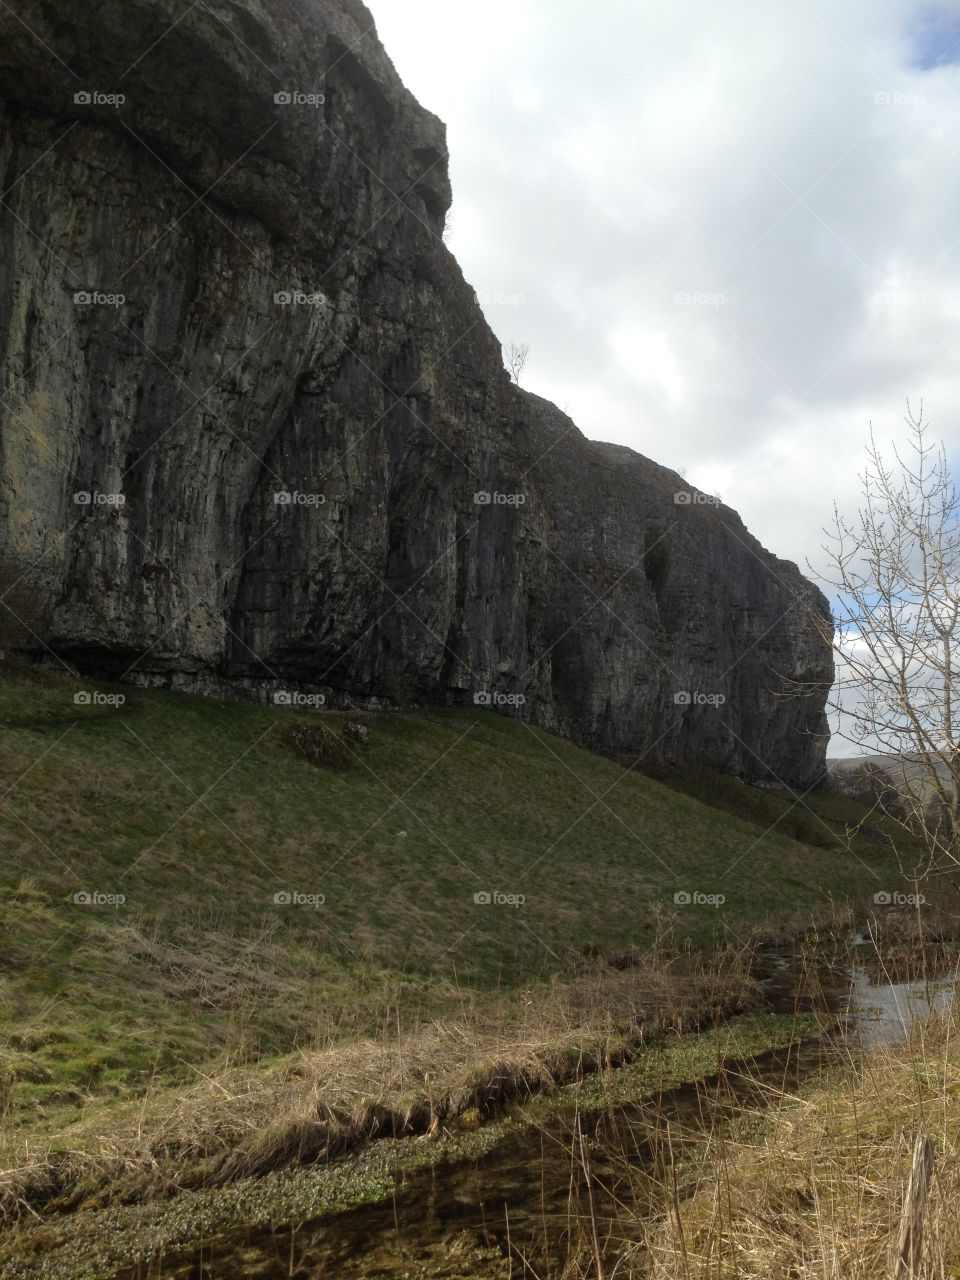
0, 0, 832, 785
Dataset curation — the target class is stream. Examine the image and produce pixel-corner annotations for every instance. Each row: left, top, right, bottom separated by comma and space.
117, 936, 959, 1279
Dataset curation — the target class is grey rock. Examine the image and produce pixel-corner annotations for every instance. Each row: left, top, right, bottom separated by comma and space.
0, 0, 832, 786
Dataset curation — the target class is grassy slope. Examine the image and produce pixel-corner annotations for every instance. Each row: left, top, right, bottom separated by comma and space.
0, 663, 908, 1122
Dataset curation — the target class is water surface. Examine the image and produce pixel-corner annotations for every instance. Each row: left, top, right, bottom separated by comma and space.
118, 945, 958, 1279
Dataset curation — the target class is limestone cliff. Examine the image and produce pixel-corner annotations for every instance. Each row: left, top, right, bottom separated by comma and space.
0, 0, 832, 785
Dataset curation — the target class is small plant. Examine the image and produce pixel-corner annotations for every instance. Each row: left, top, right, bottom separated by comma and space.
282, 722, 353, 771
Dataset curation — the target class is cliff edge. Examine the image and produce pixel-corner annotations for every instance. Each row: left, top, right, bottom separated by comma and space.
0, 0, 832, 784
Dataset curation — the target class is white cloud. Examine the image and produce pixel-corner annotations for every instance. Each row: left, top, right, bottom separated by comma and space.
365, 0, 960, 589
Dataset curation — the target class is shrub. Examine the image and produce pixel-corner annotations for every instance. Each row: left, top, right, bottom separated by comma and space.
281, 722, 353, 771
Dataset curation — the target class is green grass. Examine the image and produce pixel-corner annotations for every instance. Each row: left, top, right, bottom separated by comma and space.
0, 662, 909, 1123
0, 1011, 822, 1280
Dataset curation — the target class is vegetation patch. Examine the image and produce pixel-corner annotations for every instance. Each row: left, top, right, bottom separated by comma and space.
0, 664, 928, 1267
281, 719, 354, 770
639, 1002, 960, 1277
0, 1012, 817, 1279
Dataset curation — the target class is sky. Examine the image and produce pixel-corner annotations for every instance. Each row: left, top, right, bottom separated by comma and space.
363, 0, 960, 588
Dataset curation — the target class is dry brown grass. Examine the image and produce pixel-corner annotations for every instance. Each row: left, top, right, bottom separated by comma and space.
0, 950, 756, 1224
615, 1002, 960, 1278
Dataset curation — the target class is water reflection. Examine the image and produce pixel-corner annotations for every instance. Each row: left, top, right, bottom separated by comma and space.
116, 947, 959, 1279
846, 966, 957, 1049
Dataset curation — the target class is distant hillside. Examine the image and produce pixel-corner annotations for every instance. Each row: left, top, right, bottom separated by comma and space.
828, 753, 954, 822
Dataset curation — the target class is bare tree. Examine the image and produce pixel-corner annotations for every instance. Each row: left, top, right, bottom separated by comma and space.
818, 404, 960, 863
505, 341, 531, 386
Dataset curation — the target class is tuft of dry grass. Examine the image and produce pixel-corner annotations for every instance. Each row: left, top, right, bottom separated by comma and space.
0, 952, 756, 1223
611, 1000, 960, 1278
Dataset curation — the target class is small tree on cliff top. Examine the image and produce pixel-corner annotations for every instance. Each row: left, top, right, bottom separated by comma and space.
818, 404, 960, 866
505, 340, 531, 386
